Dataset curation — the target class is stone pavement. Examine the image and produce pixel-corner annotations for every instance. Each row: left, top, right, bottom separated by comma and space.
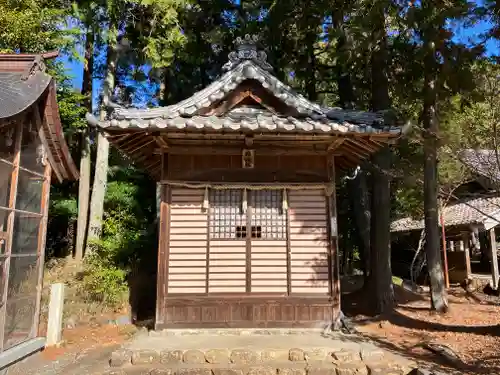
103, 329, 420, 375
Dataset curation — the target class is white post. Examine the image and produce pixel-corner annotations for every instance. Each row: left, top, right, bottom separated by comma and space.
46, 283, 65, 346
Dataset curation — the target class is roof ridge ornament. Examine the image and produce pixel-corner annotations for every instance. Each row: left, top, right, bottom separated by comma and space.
21, 55, 47, 81
223, 34, 273, 72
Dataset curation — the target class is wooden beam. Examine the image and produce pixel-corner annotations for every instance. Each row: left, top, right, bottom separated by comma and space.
490, 228, 499, 289
327, 138, 345, 153
164, 146, 328, 156
128, 139, 155, 155
154, 135, 169, 149
32, 161, 52, 338
34, 105, 63, 183
121, 136, 154, 153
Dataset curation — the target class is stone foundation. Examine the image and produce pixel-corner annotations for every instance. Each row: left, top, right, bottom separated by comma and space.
104, 330, 420, 375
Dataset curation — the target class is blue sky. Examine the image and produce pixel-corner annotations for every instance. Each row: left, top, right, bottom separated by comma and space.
59, 19, 499, 96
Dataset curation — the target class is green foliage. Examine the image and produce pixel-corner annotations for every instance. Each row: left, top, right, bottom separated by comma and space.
0, 0, 78, 53
78, 254, 128, 307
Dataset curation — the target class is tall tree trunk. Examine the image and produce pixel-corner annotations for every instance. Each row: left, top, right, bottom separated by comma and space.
332, 5, 355, 109
332, 4, 371, 281
349, 169, 371, 282
369, 0, 394, 314
75, 27, 94, 261
422, 16, 449, 312
86, 23, 118, 253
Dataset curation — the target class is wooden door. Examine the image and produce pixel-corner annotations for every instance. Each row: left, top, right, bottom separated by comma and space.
250, 190, 288, 294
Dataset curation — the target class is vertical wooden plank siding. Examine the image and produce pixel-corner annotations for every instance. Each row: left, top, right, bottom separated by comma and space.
0, 119, 23, 350
168, 188, 207, 294
32, 159, 52, 339
288, 190, 329, 295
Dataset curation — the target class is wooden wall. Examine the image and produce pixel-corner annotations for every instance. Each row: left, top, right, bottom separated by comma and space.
155, 151, 339, 328
166, 153, 328, 181
167, 188, 207, 294
289, 190, 330, 294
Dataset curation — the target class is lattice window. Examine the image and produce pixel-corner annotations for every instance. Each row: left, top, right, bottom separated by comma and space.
250, 190, 286, 240
209, 189, 246, 239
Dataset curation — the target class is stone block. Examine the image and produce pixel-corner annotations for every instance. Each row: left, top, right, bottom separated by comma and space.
161, 350, 184, 364
205, 349, 230, 364
247, 366, 276, 375
261, 349, 289, 362
336, 361, 368, 375
230, 349, 260, 364
289, 349, 305, 362
150, 370, 174, 375
104, 370, 126, 375
330, 350, 360, 363
124, 368, 153, 375
407, 370, 432, 375
184, 350, 206, 364
110, 349, 132, 367
359, 349, 384, 362
306, 366, 337, 375
175, 369, 212, 375
131, 350, 160, 365
304, 349, 327, 362
365, 363, 403, 375
277, 368, 307, 375
212, 369, 245, 375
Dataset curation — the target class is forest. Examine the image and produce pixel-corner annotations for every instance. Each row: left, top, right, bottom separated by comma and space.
0, 0, 498, 319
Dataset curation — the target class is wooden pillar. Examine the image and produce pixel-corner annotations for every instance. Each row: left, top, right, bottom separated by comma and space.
32, 160, 52, 338
461, 231, 472, 279
155, 153, 170, 329
489, 228, 499, 289
326, 155, 340, 320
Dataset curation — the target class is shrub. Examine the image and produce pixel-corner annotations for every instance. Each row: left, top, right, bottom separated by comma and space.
77, 255, 128, 308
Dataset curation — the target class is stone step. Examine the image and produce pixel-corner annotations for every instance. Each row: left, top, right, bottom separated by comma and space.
102, 361, 412, 375
110, 347, 396, 367
106, 331, 418, 375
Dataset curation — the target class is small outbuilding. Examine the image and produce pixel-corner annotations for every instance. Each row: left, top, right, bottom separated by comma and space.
392, 149, 500, 288
88, 35, 407, 329
0, 53, 78, 366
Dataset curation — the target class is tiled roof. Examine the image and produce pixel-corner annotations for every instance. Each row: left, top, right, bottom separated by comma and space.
87, 35, 404, 136
391, 196, 500, 232
459, 149, 500, 183
87, 106, 400, 135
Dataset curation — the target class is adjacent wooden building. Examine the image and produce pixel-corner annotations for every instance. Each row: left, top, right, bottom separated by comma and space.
0, 53, 78, 365
88, 35, 406, 329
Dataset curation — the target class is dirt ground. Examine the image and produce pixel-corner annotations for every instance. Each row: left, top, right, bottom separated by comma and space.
344, 286, 500, 375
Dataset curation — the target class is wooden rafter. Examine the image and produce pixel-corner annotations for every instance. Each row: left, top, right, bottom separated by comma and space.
154, 135, 169, 149
327, 137, 345, 153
